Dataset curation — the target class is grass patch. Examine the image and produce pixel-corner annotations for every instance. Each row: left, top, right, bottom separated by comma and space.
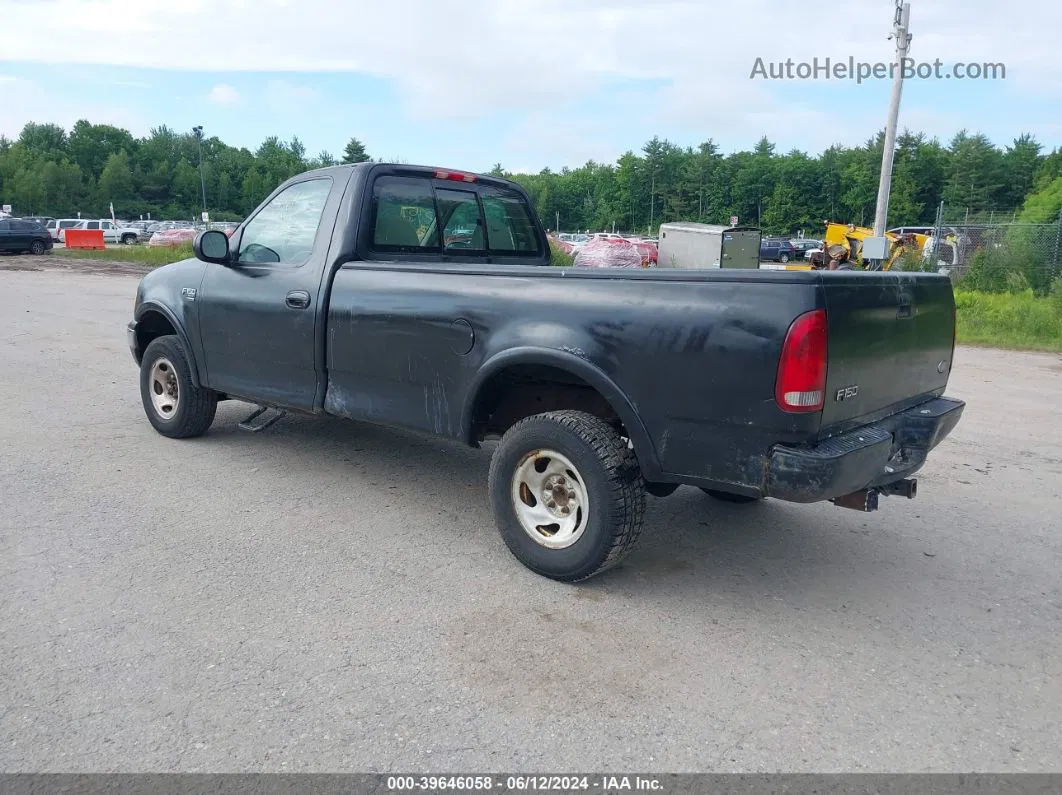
955, 290, 1062, 352
54, 243, 194, 267
549, 240, 574, 266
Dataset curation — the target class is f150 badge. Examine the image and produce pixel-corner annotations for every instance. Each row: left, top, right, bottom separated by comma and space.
181, 287, 197, 301
835, 385, 859, 402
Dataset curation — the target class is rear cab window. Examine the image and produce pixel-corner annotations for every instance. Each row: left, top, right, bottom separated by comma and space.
367, 171, 544, 262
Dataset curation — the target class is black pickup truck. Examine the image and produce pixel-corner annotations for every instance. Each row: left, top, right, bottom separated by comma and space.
127, 163, 965, 582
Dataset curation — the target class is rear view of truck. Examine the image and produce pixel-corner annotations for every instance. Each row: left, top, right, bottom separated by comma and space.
768, 270, 964, 510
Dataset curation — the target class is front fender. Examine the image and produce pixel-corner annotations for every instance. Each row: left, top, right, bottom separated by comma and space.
134, 300, 204, 387
461, 346, 662, 481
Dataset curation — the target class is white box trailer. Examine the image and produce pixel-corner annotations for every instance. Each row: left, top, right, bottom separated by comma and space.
656, 222, 761, 269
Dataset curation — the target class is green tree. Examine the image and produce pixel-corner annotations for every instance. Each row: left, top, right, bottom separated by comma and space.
341, 137, 370, 164
944, 131, 1004, 212
69, 120, 137, 179
1001, 134, 1042, 208
18, 122, 68, 156
310, 150, 337, 168
97, 150, 135, 213
1019, 176, 1062, 223
171, 159, 201, 216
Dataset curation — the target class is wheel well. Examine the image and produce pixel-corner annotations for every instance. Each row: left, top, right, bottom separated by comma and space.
470, 364, 622, 442
136, 310, 177, 357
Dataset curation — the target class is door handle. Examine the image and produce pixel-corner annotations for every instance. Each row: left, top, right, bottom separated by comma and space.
285, 290, 311, 309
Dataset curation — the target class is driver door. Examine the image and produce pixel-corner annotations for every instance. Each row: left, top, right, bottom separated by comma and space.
196, 176, 336, 411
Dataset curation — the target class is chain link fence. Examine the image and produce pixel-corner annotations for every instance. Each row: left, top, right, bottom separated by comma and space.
920, 203, 1062, 295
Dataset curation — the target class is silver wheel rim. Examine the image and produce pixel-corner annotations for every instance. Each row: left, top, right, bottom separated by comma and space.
510, 449, 590, 549
148, 357, 180, 419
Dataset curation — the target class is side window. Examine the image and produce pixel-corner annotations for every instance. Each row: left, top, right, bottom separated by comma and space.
0, 221, 9, 232
480, 189, 541, 255
101, 221, 114, 230
86, 221, 99, 230
371, 176, 439, 251
238, 178, 332, 265
436, 188, 485, 252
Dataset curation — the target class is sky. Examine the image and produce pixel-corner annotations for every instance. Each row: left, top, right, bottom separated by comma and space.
0, 0, 1059, 173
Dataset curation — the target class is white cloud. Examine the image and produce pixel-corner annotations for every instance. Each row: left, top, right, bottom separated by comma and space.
0, 76, 148, 139
207, 83, 240, 105
0, 0, 1057, 162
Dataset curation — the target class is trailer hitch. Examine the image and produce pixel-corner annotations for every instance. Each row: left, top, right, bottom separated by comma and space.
831, 478, 918, 512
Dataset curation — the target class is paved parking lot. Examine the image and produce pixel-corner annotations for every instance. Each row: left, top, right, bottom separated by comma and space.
1, 264, 1060, 772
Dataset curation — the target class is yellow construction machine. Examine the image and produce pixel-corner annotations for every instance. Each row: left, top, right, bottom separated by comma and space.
810, 222, 928, 270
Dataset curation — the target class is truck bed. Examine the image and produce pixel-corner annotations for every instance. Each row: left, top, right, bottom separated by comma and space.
324, 262, 958, 497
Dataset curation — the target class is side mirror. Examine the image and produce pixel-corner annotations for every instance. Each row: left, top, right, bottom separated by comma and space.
193, 229, 231, 265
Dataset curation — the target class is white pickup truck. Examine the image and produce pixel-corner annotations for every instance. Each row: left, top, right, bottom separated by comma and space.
59, 219, 140, 245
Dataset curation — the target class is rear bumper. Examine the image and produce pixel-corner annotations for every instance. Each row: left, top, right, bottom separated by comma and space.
766, 396, 965, 503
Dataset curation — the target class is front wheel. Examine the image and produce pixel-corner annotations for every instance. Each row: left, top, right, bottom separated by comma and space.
489, 410, 646, 582
139, 335, 218, 438
121, 234, 137, 245
780, 254, 790, 263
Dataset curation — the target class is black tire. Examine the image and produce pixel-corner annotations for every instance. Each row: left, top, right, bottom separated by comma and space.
139, 335, 217, 438
700, 487, 762, 504
121, 234, 137, 245
489, 410, 646, 582
30, 240, 46, 255
780, 254, 789, 263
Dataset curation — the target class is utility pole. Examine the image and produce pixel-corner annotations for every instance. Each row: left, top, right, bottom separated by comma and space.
872, 0, 912, 238
649, 170, 656, 234
192, 126, 207, 221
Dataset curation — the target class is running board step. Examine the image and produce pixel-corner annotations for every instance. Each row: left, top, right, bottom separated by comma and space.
238, 406, 287, 433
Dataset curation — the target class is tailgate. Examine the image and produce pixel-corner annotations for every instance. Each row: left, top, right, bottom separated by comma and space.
820, 272, 956, 431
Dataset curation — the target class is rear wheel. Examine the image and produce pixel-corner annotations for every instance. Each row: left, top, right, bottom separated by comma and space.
139, 335, 217, 438
489, 410, 645, 582
700, 487, 762, 504
30, 240, 46, 255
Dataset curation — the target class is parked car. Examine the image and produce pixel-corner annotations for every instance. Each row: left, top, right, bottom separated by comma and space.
60, 219, 141, 245
789, 239, 823, 259
147, 221, 195, 235
148, 228, 198, 247
760, 238, 797, 262
572, 235, 646, 268
208, 221, 240, 236
45, 218, 85, 242
628, 237, 658, 266
0, 218, 53, 254
127, 163, 964, 582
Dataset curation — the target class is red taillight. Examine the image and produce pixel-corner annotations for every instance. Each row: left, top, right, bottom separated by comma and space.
776, 309, 828, 413
434, 169, 477, 183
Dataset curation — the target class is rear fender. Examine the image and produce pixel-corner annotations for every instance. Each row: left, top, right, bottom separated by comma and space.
461, 347, 662, 481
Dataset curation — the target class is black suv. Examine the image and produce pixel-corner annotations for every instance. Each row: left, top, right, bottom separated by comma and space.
0, 219, 54, 255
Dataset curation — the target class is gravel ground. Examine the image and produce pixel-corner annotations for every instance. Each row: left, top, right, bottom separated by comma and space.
1, 261, 1060, 773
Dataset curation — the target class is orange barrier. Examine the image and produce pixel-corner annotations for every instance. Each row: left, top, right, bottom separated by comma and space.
65, 229, 106, 250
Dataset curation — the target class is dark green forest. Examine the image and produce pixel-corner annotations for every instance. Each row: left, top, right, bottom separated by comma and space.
2, 120, 1061, 234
